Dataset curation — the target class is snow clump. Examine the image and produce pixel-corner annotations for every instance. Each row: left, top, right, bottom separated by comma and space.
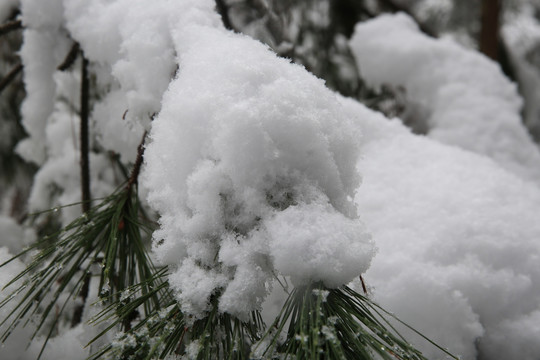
350, 13, 540, 184
339, 96, 540, 360
143, 10, 374, 320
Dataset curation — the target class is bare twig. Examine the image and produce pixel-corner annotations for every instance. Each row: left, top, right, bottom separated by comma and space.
360, 275, 368, 294
126, 131, 148, 195
0, 63, 22, 94
57, 42, 80, 71
0, 19, 22, 37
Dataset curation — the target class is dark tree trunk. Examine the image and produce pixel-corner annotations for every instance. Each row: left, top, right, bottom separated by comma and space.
480, 0, 501, 60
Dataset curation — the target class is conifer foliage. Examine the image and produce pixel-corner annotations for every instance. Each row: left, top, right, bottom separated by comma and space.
3, 1, 540, 360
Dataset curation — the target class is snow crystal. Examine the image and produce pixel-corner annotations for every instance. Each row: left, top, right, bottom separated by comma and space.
321, 325, 337, 342
168, 258, 228, 320
143, 10, 373, 318
350, 13, 540, 184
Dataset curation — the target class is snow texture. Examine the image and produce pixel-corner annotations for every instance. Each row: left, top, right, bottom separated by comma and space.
5, 2, 540, 359
143, 0, 374, 320
350, 13, 540, 185
339, 96, 540, 360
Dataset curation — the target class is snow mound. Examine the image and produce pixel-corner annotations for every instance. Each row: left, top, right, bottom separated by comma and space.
339, 96, 540, 360
350, 13, 540, 185
143, 23, 374, 319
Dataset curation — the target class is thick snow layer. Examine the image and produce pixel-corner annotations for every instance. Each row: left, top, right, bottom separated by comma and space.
143, 16, 374, 318
62, 0, 221, 156
339, 97, 540, 360
350, 13, 540, 185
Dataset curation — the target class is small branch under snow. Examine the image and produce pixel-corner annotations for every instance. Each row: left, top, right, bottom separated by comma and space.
80, 55, 91, 213
72, 54, 92, 328
0, 19, 22, 37
126, 131, 147, 195
57, 42, 80, 71
0, 62, 22, 94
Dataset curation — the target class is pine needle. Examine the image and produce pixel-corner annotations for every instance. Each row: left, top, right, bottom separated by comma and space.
0, 184, 159, 359
254, 282, 459, 360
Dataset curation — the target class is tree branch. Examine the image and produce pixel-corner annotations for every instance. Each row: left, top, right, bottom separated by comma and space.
80, 55, 91, 213
479, 0, 501, 60
71, 54, 91, 328
0, 63, 22, 94
0, 19, 22, 37
126, 131, 148, 195
57, 42, 80, 71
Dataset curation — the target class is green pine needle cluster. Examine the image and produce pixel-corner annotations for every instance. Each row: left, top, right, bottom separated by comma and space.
256, 283, 457, 360
0, 183, 160, 358
0, 188, 458, 360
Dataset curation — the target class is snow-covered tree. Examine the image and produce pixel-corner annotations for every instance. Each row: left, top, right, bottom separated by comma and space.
2, 1, 540, 359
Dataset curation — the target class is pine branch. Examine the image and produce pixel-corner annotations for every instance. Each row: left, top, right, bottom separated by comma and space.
255, 283, 458, 360
0, 185, 159, 357
0, 19, 22, 37
0, 62, 22, 95
57, 42, 80, 71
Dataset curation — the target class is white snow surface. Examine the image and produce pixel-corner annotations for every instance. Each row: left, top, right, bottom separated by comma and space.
143, 6, 540, 359
340, 97, 540, 360
143, 13, 374, 319
350, 13, 540, 185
